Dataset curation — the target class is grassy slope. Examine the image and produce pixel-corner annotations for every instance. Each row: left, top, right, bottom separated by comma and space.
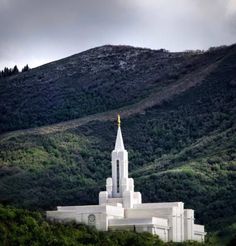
0, 45, 236, 244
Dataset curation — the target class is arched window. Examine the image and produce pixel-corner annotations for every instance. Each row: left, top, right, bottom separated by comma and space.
116, 160, 119, 193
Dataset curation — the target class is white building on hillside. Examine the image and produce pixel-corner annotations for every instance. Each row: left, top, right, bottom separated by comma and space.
47, 115, 206, 242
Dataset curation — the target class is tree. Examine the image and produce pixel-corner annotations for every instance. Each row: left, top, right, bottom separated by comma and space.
12, 65, 19, 75
0, 64, 29, 79
3, 67, 10, 77
22, 64, 29, 72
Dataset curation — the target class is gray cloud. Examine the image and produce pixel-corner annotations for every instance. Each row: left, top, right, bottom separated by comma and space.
0, 0, 236, 69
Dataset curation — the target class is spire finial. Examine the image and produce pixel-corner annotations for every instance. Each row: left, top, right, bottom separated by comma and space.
114, 114, 125, 151
117, 114, 121, 128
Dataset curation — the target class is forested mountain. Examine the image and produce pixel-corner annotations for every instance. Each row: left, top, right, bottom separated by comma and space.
0, 44, 236, 245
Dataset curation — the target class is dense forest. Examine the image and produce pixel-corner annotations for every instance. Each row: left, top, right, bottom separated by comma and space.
0, 44, 236, 245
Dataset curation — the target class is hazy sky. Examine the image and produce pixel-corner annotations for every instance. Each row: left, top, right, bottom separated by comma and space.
0, 0, 236, 70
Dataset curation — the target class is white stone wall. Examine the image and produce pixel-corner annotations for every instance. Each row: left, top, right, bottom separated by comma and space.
108, 217, 169, 242
193, 224, 206, 242
48, 205, 124, 231
184, 209, 194, 240
126, 203, 186, 242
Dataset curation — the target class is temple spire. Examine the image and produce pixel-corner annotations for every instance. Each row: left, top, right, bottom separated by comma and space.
114, 114, 125, 151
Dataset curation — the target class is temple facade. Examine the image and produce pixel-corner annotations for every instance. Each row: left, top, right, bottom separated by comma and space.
47, 115, 206, 242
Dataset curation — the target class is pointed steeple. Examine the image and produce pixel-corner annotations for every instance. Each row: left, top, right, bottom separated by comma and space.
114, 114, 125, 151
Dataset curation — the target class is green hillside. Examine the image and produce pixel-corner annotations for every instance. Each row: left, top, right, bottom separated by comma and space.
0, 44, 236, 244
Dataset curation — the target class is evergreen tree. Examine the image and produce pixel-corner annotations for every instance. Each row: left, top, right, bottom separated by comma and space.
12, 65, 19, 75
3, 67, 10, 77
0, 64, 27, 78
22, 64, 29, 72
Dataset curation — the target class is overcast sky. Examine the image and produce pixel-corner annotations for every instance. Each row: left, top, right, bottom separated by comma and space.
0, 0, 236, 70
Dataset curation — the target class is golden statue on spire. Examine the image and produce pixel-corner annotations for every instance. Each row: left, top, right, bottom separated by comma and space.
117, 114, 121, 127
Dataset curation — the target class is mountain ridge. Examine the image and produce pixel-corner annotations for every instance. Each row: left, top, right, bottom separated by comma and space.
1, 44, 234, 133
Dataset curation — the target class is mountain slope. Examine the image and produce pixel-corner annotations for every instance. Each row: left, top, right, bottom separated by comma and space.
0, 44, 236, 243
0, 45, 230, 133
0, 56, 219, 141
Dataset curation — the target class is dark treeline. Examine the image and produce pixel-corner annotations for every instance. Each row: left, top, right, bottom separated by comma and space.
0, 64, 29, 78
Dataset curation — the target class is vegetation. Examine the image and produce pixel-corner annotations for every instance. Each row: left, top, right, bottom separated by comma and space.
0, 44, 228, 133
2, 205, 228, 246
0, 44, 236, 245
0, 205, 164, 246
0, 65, 19, 78
0, 64, 29, 79
21, 64, 30, 73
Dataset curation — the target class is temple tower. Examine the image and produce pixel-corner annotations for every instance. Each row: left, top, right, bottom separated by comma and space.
111, 114, 129, 197
100, 114, 141, 208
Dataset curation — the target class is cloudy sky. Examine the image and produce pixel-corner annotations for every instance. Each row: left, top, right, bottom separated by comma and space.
0, 0, 236, 70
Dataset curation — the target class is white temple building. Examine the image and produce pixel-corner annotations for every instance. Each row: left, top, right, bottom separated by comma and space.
47, 115, 206, 242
